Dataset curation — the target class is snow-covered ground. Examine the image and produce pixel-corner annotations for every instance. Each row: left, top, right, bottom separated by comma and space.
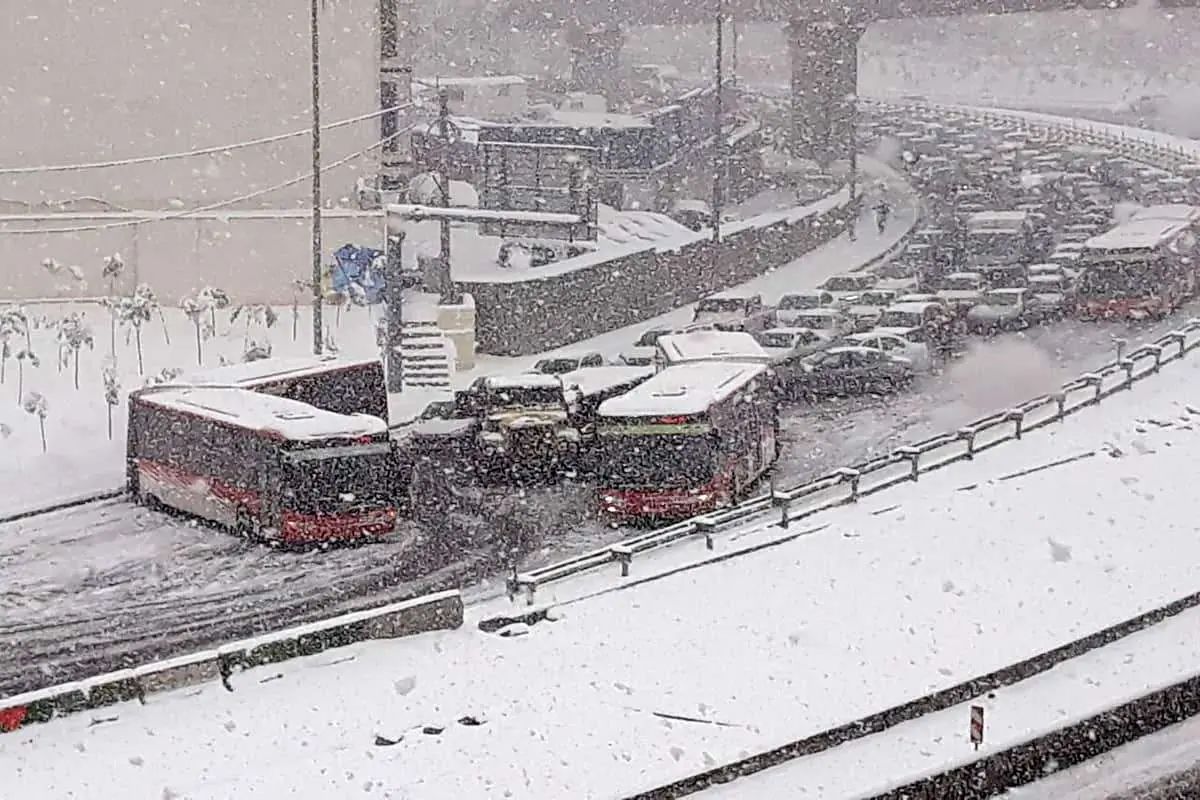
4, 317, 1200, 799
699, 606, 1200, 799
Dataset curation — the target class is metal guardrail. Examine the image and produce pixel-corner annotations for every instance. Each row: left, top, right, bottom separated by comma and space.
506, 102, 1200, 606
508, 321, 1200, 605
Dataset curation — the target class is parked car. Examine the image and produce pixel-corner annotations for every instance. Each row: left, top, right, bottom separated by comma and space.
778, 307, 854, 339
843, 288, 900, 332
936, 272, 987, 313
873, 259, 922, 294
818, 273, 878, 305
774, 290, 835, 326
793, 346, 914, 399
693, 291, 770, 333
1027, 274, 1072, 317
844, 327, 932, 372
879, 300, 957, 352
964, 288, 1041, 333
757, 327, 835, 386
531, 352, 605, 375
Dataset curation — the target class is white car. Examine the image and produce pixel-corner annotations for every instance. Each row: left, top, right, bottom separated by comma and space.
818, 273, 878, 306
778, 307, 854, 339
935, 272, 987, 311
844, 327, 932, 372
774, 290, 835, 327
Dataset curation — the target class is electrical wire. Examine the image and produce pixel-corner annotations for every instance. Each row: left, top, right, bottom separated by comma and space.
1, 123, 417, 236
0, 103, 414, 176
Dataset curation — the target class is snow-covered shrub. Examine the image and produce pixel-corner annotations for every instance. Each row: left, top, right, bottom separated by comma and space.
22, 391, 48, 452
14, 348, 38, 404
230, 303, 278, 350
55, 312, 95, 390
116, 285, 161, 375
101, 253, 125, 355
102, 362, 121, 440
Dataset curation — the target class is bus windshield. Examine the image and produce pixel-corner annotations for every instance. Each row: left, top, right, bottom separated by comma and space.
1076, 261, 1161, 299
598, 433, 716, 488
282, 447, 396, 514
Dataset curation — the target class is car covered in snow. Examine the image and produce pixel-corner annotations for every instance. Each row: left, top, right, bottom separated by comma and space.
775, 307, 854, 339
818, 273, 878, 306
1027, 273, 1072, 316
843, 288, 900, 332
773, 290, 835, 326
756, 327, 835, 386
792, 346, 914, 399
935, 272, 987, 313
844, 327, 932, 372
692, 291, 771, 333
964, 288, 1043, 333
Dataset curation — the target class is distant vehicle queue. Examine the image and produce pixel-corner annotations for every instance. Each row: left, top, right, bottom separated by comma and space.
124, 108, 1200, 540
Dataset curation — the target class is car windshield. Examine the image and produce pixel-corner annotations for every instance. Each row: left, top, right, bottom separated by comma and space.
821, 276, 871, 292
942, 276, 981, 291
778, 294, 822, 310
986, 291, 1022, 306
534, 358, 580, 375
697, 297, 749, 313
792, 312, 838, 330
598, 433, 716, 488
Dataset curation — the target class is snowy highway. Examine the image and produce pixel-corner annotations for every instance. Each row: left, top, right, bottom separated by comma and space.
0, 306, 1186, 695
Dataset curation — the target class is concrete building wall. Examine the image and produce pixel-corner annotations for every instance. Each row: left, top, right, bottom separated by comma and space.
0, 0, 382, 212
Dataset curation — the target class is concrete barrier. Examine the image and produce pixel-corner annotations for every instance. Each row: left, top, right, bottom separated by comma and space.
458, 193, 856, 355
0, 589, 463, 734
626, 585, 1200, 799
867, 672, 1200, 799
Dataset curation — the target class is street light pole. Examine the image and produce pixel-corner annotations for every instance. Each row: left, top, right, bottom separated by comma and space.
711, 0, 725, 243
310, 0, 324, 356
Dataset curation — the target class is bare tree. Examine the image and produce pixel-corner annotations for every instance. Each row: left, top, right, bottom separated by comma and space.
22, 391, 48, 452
56, 312, 95, 391
102, 362, 121, 441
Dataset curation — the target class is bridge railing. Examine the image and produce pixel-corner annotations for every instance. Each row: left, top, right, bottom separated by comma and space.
505, 101, 1200, 606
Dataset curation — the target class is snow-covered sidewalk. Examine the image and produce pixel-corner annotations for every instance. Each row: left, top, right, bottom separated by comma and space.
4, 327, 1199, 799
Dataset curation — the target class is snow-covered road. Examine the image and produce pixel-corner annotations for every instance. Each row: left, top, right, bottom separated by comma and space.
5, 327, 1200, 800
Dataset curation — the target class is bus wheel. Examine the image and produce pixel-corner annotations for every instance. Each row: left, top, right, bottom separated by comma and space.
235, 508, 260, 543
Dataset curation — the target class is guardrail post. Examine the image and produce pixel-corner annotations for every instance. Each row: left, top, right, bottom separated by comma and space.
506, 567, 518, 603
523, 581, 537, 607
1084, 373, 1103, 404
772, 489, 792, 529
956, 427, 977, 460
1053, 391, 1066, 421
1119, 358, 1135, 389
1005, 409, 1025, 440
835, 467, 861, 502
1146, 344, 1164, 373
694, 518, 716, 551
1166, 331, 1187, 358
612, 545, 634, 578
897, 446, 920, 482
1114, 337, 1126, 363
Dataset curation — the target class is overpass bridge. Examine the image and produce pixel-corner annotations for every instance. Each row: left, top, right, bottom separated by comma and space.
463, 0, 1189, 165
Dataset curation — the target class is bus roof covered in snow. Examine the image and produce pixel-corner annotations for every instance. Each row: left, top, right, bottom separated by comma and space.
598, 361, 768, 419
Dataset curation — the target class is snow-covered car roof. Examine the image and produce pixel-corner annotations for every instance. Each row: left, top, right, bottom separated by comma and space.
482, 373, 563, 390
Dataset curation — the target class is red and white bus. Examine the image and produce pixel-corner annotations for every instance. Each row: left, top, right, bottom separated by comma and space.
183, 356, 388, 422
595, 361, 779, 520
1076, 205, 1200, 321
127, 386, 399, 544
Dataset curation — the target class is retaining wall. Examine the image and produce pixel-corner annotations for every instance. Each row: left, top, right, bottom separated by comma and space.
0, 589, 463, 735
458, 192, 854, 355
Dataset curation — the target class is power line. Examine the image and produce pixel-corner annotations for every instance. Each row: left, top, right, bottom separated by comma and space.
0, 103, 415, 176
1, 124, 416, 236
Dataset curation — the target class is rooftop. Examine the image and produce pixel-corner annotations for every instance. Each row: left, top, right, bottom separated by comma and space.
137, 387, 387, 440
656, 330, 770, 365
598, 361, 768, 418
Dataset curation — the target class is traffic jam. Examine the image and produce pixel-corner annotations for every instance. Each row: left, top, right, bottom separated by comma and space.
124, 108, 1200, 544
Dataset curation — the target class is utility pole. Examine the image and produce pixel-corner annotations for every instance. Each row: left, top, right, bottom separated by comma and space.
711, 0, 725, 244
435, 89, 461, 304
310, 0, 324, 355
